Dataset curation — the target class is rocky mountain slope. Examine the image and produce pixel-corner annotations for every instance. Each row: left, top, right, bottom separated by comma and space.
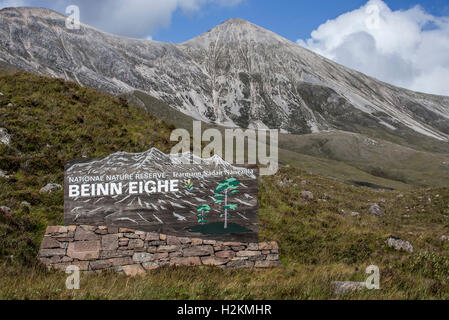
1, 7, 449, 144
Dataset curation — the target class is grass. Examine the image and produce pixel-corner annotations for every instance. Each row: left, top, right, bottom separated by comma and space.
129, 91, 449, 191
2, 72, 449, 299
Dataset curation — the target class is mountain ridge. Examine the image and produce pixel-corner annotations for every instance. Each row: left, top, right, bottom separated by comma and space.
1, 6, 449, 144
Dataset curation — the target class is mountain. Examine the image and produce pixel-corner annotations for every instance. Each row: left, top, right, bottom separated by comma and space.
1, 7, 449, 146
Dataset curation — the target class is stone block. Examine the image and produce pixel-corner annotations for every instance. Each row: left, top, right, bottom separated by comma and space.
74, 228, 99, 241
90, 260, 112, 270
236, 250, 261, 257
215, 251, 236, 259
259, 242, 279, 250
226, 259, 254, 268
102, 234, 119, 251
100, 250, 133, 259
108, 257, 133, 266
191, 238, 203, 245
132, 252, 154, 263
266, 254, 279, 261
247, 243, 259, 250
142, 262, 159, 270
128, 239, 144, 249
108, 227, 119, 234
40, 248, 66, 257
170, 257, 201, 266
166, 235, 181, 245
40, 237, 63, 249
122, 264, 146, 277
157, 245, 181, 253
145, 232, 160, 241
183, 245, 214, 257
152, 252, 169, 260
67, 241, 100, 260
201, 256, 228, 266
45, 226, 64, 234
178, 237, 191, 244
124, 233, 140, 239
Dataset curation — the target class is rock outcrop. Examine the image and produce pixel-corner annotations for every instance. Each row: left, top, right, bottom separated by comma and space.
369, 204, 385, 216
39, 183, 62, 194
0, 128, 10, 146
386, 236, 414, 253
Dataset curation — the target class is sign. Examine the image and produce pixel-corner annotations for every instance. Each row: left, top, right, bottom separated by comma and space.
64, 148, 258, 242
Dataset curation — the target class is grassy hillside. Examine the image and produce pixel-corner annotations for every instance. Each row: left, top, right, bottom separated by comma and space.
128, 91, 449, 191
0, 72, 174, 265
279, 131, 449, 188
1, 72, 449, 299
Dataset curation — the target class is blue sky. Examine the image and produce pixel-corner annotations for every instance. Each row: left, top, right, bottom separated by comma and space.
1, 0, 446, 42
1, 0, 449, 95
154, 0, 449, 43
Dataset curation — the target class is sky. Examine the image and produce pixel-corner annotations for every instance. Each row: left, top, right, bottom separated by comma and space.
1, 0, 449, 96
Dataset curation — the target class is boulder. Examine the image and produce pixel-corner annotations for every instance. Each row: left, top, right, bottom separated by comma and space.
332, 281, 366, 296
301, 191, 314, 201
122, 264, 146, 277
40, 183, 62, 194
369, 204, 384, 216
20, 201, 31, 209
278, 178, 293, 186
0, 128, 10, 146
0, 170, 9, 179
386, 236, 413, 253
0, 206, 12, 215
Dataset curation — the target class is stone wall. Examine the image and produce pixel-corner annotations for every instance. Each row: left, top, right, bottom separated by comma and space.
38, 225, 281, 276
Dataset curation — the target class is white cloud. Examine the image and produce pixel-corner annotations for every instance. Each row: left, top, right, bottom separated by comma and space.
0, 0, 28, 7
0, 0, 243, 39
297, 0, 449, 96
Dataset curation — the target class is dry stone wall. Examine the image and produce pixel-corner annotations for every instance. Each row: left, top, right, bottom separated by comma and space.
39, 225, 281, 275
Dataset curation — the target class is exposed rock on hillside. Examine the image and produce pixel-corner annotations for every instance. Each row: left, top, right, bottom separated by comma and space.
332, 281, 366, 296
1, 7, 449, 143
0, 128, 10, 146
39, 183, 62, 194
386, 236, 414, 253
369, 204, 384, 216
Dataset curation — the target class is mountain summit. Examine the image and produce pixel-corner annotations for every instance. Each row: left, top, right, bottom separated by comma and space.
1, 7, 449, 142
184, 18, 291, 46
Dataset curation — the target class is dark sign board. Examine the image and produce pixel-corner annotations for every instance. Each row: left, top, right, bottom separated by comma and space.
64, 148, 258, 242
